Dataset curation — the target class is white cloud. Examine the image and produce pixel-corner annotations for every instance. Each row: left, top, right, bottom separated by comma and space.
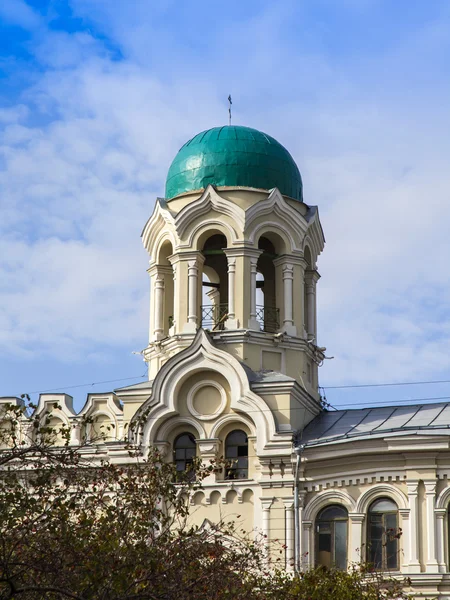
0, 0, 41, 30
1, 1, 450, 398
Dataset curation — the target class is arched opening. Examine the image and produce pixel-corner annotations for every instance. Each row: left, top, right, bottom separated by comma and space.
224, 429, 248, 480
315, 505, 348, 569
367, 498, 399, 570
173, 433, 196, 481
91, 414, 114, 443
201, 233, 228, 330
256, 236, 280, 332
156, 240, 174, 335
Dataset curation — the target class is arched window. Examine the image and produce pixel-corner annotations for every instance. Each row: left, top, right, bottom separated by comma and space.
225, 430, 248, 480
173, 433, 196, 479
201, 234, 228, 330
315, 505, 348, 569
257, 236, 280, 332
367, 498, 399, 570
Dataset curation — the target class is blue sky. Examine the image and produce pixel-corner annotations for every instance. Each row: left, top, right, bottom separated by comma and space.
1, 0, 450, 411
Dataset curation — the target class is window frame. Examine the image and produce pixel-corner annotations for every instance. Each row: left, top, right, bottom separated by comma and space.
367, 498, 399, 571
315, 504, 349, 570
173, 432, 196, 481
224, 429, 249, 480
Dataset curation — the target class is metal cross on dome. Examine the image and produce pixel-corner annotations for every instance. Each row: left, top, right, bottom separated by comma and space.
228, 95, 232, 125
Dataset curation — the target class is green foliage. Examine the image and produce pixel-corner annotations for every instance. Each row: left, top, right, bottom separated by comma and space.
281, 565, 411, 600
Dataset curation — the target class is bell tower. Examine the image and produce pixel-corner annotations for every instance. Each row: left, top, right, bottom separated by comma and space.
142, 126, 325, 423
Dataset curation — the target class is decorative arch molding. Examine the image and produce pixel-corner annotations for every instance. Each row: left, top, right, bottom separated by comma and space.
180, 219, 238, 251
142, 199, 178, 257
302, 237, 316, 268
174, 185, 245, 241
304, 489, 357, 521
82, 410, 118, 441
133, 329, 280, 456
436, 486, 450, 510
251, 221, 299, 255
303, 206, 325, 260
245, 188, 306, 250
155, 415, 206, 442
355, 484, 408, 513
210, 413, 256, 439
32, 393, 76, 421
153, 232, 177, 265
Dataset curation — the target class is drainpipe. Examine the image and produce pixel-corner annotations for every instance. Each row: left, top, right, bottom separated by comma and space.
294, 444, 305, 572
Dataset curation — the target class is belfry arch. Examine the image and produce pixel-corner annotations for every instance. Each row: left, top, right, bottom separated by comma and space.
201, 233, 228, 330
149, 238, 174, 340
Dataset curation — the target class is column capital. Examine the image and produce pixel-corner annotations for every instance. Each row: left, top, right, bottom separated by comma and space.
281, 497, 294, 510
261, 497, 275, 511
196, 438, 220, 457
435, 508, 446, 519
223, 246, 262, 260
147, 263, 174, 277
273, 253, 306, 268
348, 512, 366, 523
406, 480, 419, 495
304, 268, 321, 284
424, 480, 437, 495
170, 250, 205, 266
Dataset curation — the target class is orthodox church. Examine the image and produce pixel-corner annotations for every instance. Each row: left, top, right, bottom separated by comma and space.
3, 124, 450, 598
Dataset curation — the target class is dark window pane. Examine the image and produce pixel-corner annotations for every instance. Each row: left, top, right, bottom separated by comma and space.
385, 513, 399, 570
225, 430, 248, 479
334, 521, 347, 569
317, 506, 348, 521
318, 533, 331, 552
175, 434, 195, 449
317, 522, 331, 534
370, 542, 383, 569
226, 430, 247, 445
174, 433, 196, 477
386, 537, 398, 570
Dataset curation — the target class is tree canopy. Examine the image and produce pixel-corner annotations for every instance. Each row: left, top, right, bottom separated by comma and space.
0, 398, 411, 600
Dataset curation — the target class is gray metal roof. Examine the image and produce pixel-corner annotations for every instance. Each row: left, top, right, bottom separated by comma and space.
114, 380, 154, 392
300, 402, 450, 447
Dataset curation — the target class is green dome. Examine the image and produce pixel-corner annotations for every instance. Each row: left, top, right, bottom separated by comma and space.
165, 125, 303, 201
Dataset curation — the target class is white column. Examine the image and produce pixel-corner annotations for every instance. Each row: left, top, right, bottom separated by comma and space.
349, 513, 365, 564
167, 255, 179, 333
168, 256, 178, 333
302, 521, 313, 569
248, 257, 260, 330
183, 253, 204, 333
188, 260, 198, 327
399, 509, 411, 572
296, 491, 305, 571
435, 509, 446, 573
225, 257, 238, 329
282, 263, 296, 336
153, 275, 165, 339
304, 270, 319, 341
261, 499, 273, 558
425, 481, 439, 572
407, 481, 421, 573
284, 500, 294, 570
